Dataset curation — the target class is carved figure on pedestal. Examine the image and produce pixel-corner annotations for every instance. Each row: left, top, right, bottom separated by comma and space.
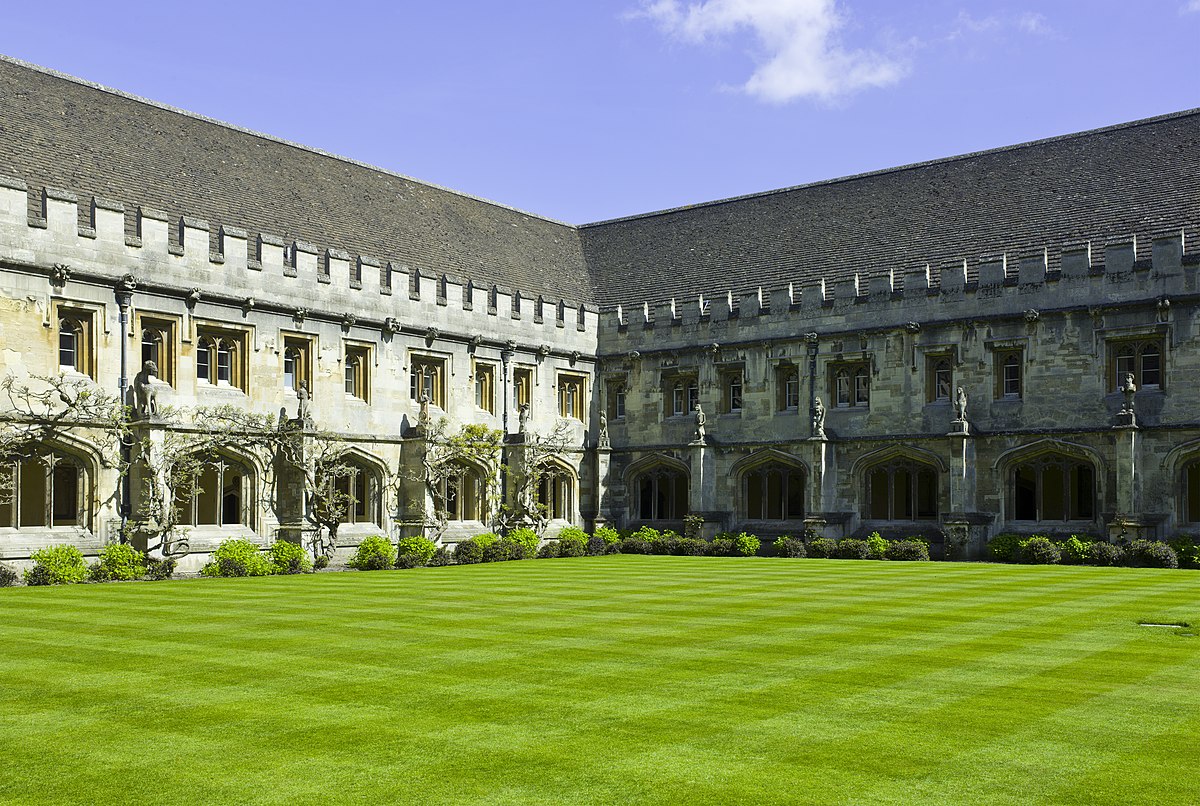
133, 360, 159, 418
692, 403, 707, 444
518, 402, 530, 435
1121, 372, 1137, 413
297, 380, 311, 426
598, 408, 610, 448
811, 397, 826, 439
418, 392, 432, 430
954, 386, 968, 422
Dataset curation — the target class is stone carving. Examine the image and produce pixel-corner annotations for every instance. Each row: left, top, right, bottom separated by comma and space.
297, 380, 311, 425
598, 408, 609, 448
1158, 297, 1171, 322
425, 326, 439, 344
187, 287, 202, 306
341, 312, 357, 328
418, 392, 432, 430
243, 296, 256, 311
518, 402, 530, 434
385, 317, 403, 335
1023, 309, 1040, 323
50, 263, 71, 286
469, 333, 483, 350
119, 273, 138, 292
803, 332, 819, 344
538, 343, 552, 357
1121, 373, 1136, 413
570, 350, 580, 365
955, 386, 968, 422
811, 397, 826, 439
903, 322, 921, 333
133, 360, 159, 418
293, 307, 308, 325
692, 403, 707, 445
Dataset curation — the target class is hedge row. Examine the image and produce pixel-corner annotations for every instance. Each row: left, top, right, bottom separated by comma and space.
986, 533, 1193, 569
2, 544, 178, 587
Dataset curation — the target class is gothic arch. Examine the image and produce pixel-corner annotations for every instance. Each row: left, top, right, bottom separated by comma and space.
733, 448, 807, 522
992, 438, 1104, 474
994, 439, 1102, 525
623, 452, 690, 486
625, 453, 690, 522
850, 443, 947, 480
729, 447, 808, 477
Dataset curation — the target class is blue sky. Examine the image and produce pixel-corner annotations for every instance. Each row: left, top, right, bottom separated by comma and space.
4, 1, 1199, 223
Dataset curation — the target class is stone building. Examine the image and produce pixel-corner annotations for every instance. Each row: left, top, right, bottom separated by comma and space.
1, 55, 1199, 566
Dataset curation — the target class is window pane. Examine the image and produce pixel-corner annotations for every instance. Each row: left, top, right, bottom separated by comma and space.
835, 370, 850, 407
1003, 357, 1021, 397
58, 324, 77, 369
854, 369, 869, 406
217, 344, 232, 383
1141, 345, 1161, 388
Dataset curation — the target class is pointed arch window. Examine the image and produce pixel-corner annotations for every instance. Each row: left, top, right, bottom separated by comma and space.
633, 466, 688, 521
536, 465, 575, 522
743, 462, 805, 521
434, 463, 485, 522
0, 449, 88, 529
865, 458, 938, 520
1012, 454, 1095, 522
172, 453, 254, 528
329, 458, 383, 527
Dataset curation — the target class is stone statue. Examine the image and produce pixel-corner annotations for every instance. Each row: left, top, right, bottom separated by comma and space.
297, 380, 311, 425
418, 392, 432, 430
133, 360, 159, 418
1121, 372, 1137, 413
598, 408, 610, 448
811, 397, 826, 439
518, 402, 530, 434
955, 386, 968, 422
693, 402, 707, 444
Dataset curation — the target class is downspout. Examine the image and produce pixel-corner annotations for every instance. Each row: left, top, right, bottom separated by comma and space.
115, 274, 136, 542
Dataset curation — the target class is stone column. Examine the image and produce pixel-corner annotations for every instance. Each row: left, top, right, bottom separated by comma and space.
804, 436, 835, 539
1110, 421, 1144, 541
593, 445, 612, 531
689, 441, 720, 537
126, 418, 168, 558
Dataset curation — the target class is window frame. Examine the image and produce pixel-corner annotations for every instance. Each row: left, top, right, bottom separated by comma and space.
194, 324, 249, 392
721, 367, 744, 414
1108, 337, 1164, 392
473, 361, 497, 414
344, 342, 372, 402
0, 450, 88, 530
926, 355, 954, 404
54, 305, 96, 379
830, 361, 870, 409
410, 354, 447, 408
557, 373, 586, 420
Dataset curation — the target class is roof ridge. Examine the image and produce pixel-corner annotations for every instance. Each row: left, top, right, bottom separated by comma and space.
578, 106, 1200, 229
0, 53, 578, 230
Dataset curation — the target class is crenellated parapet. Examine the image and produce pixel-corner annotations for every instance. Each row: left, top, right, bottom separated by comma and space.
0, 175, 599, 354
601, 225, 1198, 355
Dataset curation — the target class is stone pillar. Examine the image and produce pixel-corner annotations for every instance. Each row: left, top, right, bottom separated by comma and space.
947, 430, 976, 514
803, 436, 836, 539
593, 445, 612, 531
274, 427, 310, 546
126, 418, 168, 558
689, 442, 720, 537
1109, 422, 1145, 541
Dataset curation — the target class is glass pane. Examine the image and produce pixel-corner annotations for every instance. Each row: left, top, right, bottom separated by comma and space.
854, 370, 869, 406
836, 371, 850, 407
58, 327, 76, 369
1141, 346, 1161, 388
217, 345, 232, 383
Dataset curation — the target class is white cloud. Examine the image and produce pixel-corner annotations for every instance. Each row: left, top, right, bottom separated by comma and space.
948, 10, 1055, 41
1185, 1, 1200, 12
634, 0, 909, 103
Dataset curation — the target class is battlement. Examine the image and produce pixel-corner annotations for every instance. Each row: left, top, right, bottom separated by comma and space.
0, 175, 599, 346
605, 224, 1197, 347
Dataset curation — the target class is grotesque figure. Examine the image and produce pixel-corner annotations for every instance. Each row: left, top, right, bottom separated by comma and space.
811, 397, 826, 439
133, 360, 159, 418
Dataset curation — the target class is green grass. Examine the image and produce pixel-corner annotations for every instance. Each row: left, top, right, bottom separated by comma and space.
1, 557, 1198, 805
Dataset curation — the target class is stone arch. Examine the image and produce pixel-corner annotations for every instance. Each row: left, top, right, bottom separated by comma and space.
853, 443, 944, 522
1161, 440, 1200, 526
173, 445, 260, 531
993, 439, 1102, 525
732, 448, 807, 522
0, 435, 101, 531
533, 454, 579, 523
624, 453, 690, 522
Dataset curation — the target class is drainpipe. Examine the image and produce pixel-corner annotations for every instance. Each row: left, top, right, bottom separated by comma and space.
806, 333, 819, 435
115, 274, 137, 541
500, 343, 515, 530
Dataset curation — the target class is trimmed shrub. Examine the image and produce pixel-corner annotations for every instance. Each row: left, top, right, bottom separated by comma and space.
709, 536, 734, 556
454, 538, 484, 565
537, 541, 560, 559
670, 537, 707, 556
586, 536, 616, 556
1060, 535, 1093, 565
313, 555, 331, 571
987, 533, 1023, 562
90, 543, 148, 582
483, 537, 531, 562
396, 536, 438, 567
836, 538, 871, 560
729, 532, 761, 557
1126, 539, 1179, 569
428, 546, 451, 567
556, 532, 587, 558
145, 557, 177, 580
807, 537, 837, 559
472, 533, 500, 549
865, 532, 888, 560
0, 563, 18, 587
885, 539, 930, 561
347, 536, 397, 571
1086, 542, 1126, 567
270, 540, 313, 575
619, 536, 651, 555
1017, 535, 1061, 565
1167, 536, 1200, 569
773, 536, 806, 558
593, 526, 621, 546
26, 545, 89, 585
202, 538, 275, 577
506, 528, 540, 558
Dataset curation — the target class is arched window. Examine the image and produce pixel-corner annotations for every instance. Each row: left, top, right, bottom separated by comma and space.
634, 466, 688, 521
330, 457, 382, 527
1183, 460, 1200, 524
743, 462, 805, 521
865, 458, 938, 520
283, 345, 301, 390
196, 332, 242, 388
173, 453, 254, 528
536, 465, 575, 522
435, 463, 485, 522
0, 449, 88, 529
1012, 454, 1095, 521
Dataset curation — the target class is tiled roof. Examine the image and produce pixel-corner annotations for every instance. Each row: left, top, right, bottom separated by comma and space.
0, 56, 594, 305
579, 110, 1200, 309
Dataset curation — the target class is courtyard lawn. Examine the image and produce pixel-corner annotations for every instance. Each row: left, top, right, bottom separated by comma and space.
1, 558, 1198, 805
